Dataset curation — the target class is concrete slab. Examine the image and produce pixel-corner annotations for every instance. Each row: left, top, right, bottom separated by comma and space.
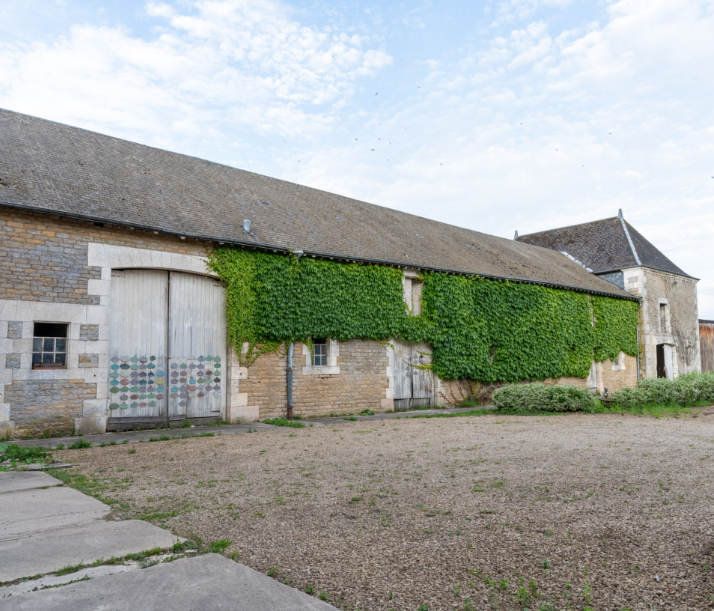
0, 520, 181, 582
0, 487, 108, 541
0, 553, 338, 610
0, 472, 61, 494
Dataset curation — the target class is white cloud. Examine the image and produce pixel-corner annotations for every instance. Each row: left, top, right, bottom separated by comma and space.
291, 0, 714, 315
0, 0, 391, 145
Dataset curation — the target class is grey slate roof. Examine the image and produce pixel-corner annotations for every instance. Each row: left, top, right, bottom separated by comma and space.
0, 108, 633, 299
517, 216, 692, 278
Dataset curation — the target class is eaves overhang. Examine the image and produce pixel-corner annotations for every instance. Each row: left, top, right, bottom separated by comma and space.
0, 199, 640, 303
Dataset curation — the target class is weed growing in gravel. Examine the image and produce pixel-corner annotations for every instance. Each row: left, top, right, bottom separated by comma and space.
68, 439, 92, 449
263, 417, 306, 428
128, 448, 136, 454
318, 591, 330, 601
208, 540, 231, 554
305, 585, 315, 594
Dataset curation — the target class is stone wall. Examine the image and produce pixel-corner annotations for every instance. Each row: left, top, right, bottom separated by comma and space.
437, 354, 637, 407
0, 208, 207, 305
623, 267, 700, 378
5, 379, 96, 438
0, 207, 216, 439
237, 340, 391, 420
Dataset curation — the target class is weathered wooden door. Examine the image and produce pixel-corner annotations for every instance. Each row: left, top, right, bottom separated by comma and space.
109, 270, 226, 427
168, 272, 226, 421
109, 270, 169, 423
392, 340, 435, 411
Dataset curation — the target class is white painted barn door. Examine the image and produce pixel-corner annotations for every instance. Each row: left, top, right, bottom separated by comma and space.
109, 270, 169, 420
168, 272, 226, 420
109, 270, 226, 425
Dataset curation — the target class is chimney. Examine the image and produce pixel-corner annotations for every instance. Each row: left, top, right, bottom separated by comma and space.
243, 219, 251, 233
514, 230, 519, 240
618, 209, 623, 219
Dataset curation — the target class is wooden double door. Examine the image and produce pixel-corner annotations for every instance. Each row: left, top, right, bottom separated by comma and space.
393, 340, 435, 411
108, 270, 226, 426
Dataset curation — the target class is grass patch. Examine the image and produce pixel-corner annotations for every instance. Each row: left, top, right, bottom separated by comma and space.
0, 444, 51, 464
263, 417, 306, 428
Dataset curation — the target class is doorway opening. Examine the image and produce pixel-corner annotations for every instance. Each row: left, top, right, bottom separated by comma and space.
656, 344, 667, 378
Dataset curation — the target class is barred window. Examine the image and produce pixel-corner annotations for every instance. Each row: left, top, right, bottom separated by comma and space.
312, 339, 328, 367
32, 323, 68, 369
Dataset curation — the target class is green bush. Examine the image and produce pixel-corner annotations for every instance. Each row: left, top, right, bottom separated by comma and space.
611, 372, 714, 408
493, 384, 596, 413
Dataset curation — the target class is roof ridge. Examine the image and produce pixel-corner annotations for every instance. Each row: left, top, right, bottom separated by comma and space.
619, 217, 641, 265
517, 215, 620, 239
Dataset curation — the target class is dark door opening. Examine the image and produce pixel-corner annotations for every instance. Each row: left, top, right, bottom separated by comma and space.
656, 344, 666, 378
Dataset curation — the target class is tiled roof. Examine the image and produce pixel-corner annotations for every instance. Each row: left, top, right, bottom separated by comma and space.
0, 108, 633, 299
517, 216, 692, 278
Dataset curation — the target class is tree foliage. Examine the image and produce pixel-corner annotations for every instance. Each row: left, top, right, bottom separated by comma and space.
208, 247, 639, 381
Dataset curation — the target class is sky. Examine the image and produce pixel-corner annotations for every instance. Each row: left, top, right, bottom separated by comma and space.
1, 0, 713, 315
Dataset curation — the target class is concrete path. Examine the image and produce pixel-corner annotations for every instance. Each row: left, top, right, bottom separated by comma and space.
12, 405, 493, 449
0, 472, 177, 583
0, 554, 337, 610
0, 472, 338, 610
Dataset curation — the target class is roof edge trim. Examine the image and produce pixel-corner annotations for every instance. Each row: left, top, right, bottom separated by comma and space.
619, 217, 641, 265
0, 200, 639, 302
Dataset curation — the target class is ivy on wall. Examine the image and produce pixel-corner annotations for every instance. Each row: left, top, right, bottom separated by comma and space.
208, 247, 639, 381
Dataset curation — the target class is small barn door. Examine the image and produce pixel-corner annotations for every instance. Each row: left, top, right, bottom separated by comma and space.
168, 272, 226, 422
109, 270, 169, 423
393, 341, 435, 411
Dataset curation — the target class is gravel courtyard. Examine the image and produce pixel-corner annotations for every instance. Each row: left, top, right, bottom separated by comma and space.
57, 413, 714, 611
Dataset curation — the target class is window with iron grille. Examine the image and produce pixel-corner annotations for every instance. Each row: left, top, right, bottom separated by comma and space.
312, 338, 328, 367
32, 322, 68, 369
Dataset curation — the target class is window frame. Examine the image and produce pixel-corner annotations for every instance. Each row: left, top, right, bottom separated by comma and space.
32, 322, 69, 370
312, 338, 328, 367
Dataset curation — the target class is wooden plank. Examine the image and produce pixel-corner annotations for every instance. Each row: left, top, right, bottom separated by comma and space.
168, 273, 227, 419
108, 270, 168, 420
392, 340, 412, 400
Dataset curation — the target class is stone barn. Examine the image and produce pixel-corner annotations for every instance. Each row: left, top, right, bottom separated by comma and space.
1, 109, 639, 439
517, 211, 700, 380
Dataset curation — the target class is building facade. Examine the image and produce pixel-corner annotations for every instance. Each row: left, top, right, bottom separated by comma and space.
1, 109, 638, 439
517, 211, 700, 380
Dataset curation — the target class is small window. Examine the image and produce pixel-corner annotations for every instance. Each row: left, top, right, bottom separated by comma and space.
659, 303, 670, 333
32, 322, 68, 369
312, 339, 328, 367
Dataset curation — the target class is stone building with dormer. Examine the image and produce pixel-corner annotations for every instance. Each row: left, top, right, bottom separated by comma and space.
517, 211, 700, 380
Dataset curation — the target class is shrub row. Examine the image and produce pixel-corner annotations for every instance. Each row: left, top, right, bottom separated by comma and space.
611, 372, 714, 408
493, 384, 596, 412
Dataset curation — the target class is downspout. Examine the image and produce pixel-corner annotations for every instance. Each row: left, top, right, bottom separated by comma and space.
286, 342, 294, 419
286, 250, 303, 420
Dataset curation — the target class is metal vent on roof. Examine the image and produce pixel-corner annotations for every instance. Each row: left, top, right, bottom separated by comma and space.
260, 200, 270, 206
415, 233, 424, 238
336, 216, 345, 222
467, 244, 475, 250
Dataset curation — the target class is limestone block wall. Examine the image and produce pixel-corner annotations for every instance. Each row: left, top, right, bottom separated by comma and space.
234, 340, 391, 420
623, 267, 700, 378
0, 208, 216, 438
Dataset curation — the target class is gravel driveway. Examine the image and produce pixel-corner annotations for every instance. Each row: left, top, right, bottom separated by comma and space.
56, 412, 714, 611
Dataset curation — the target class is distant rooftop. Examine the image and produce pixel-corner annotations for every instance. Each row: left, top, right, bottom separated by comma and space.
516, 213, 693, 279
